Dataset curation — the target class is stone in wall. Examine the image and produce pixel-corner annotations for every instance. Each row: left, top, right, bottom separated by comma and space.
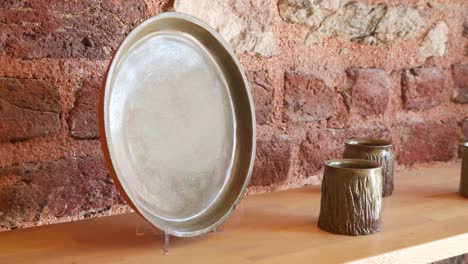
452, 64, 468, 103
464, 21, 468, 37
298, 126, 390, 178
346, 126, 391, 140
462, 119, 468, 141
174, 0, 279, 57
247, 71, 274, 125
402, 67, 446, 110
326, 93, 349, 129
299, 129, 346, 177
250, 135, 291, 186
0, 78, 61, 142
465, 21, 468, 56
420, 21, 448, 60
0, 155, 122, 229
68, 77, 102, 139
278, 0, 342, 29
345, 68, 391, 116
399, 123, 458, 164
283, 71, 335, 122
0, 0, 150, 59
278, 0, 427, 45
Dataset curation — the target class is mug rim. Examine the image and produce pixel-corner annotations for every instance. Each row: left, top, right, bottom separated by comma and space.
345, 138, 392, 148
324, 159, 382, 171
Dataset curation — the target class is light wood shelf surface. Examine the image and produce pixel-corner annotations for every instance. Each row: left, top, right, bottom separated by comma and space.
1, 163, 467, 263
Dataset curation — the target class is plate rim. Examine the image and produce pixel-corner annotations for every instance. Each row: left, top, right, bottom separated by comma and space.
98, 12, 256, 237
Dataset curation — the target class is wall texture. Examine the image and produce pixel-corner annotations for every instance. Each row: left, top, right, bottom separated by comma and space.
0, 0, 467, 230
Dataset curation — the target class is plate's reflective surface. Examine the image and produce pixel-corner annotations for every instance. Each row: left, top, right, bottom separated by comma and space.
100, 13, 255, 237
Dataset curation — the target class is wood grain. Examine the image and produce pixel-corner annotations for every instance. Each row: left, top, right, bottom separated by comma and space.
0, 163, 467, 263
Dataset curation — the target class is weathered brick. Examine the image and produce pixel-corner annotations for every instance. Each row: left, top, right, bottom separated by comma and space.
402, 68, 446, 110
346, 68, 391, 115
247, 71, 274, 125
399, 123, 458, 164
250, 135, 291, 186
462, 119, 468, 141
0, 0, 150, 59
452, 64, 468, 103
283, 71, 335, 122
346, 126, 391, 140
0, 78, 60, 142
464, 21, 468, 37
299, 129, 346, 177
0, 155, 122, 228
327, 93, 349, 129
68, 77, 101, 139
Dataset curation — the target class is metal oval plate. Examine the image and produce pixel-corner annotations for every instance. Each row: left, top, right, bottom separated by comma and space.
100, 13, 256, 237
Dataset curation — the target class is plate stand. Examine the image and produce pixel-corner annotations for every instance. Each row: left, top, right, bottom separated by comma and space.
164, 231, 170, 255
135, 224, 171, 254
134, 202, 245, 255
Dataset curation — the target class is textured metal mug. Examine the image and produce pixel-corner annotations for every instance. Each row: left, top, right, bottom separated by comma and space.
343, 139, 394, 197
460, 142, 468, 198
318, 159, 383, 236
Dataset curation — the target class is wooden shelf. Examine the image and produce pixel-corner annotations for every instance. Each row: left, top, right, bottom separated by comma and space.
1, 163, 468, 263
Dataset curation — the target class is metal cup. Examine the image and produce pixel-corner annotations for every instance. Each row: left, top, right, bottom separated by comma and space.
460, 142, 468, 198
318, 159, 383, 236
343, 138, 394, 197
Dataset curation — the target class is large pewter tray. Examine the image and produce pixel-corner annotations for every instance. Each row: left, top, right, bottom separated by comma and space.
99, 13, 256, 237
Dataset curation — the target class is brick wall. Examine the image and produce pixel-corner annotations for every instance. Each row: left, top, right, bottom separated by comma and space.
0, 0, 467, 230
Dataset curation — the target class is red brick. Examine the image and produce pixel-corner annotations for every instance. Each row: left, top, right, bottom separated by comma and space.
464, 21, 468, 37
247, 71, 274, 125
402, 68, 446, 110
283, 71, 335, 122
0, 78, 60, 142
299, 129, 346, 177
399, 123, 459, 164
0, 0, 150, 59
346, 126, 391, 140
0, 155, 122, 228
346, 68, 391, 115
462, 119, 468, 141
327, 93, 349, 129
68, 76, 101, 139
298, 127, 391, 177
452, 64, 468, 103
250, 135, 291, 186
